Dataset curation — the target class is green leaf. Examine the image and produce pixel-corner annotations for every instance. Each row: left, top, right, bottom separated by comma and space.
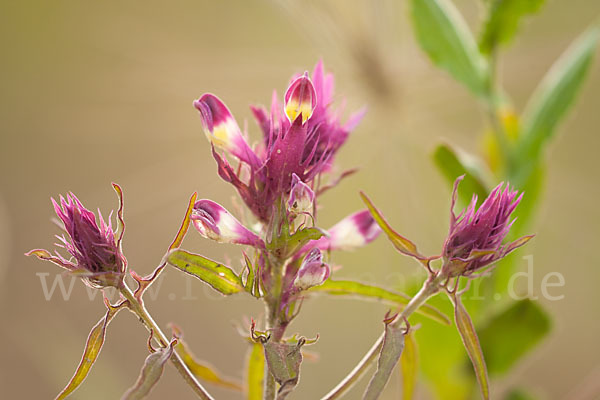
307, 279, 451, 325
400, 330, 418, 400
432, 143, 489, 205
452, 294, 490, 400
479, 0, 545, 54
360, 192, 429, 265
56, 307, 121, 399
363, 323, 405, 400
171, 325, 243, 391
121, 340, 176, 400
516, 25, 599, 181
166, 249, 243, 295
263, 339, 305, 400
410, 0, 488, 95
478, 299, 551, 375
247, 342, 265, 400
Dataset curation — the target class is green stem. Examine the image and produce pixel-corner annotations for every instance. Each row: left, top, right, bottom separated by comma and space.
120, 284, 214, 400
320, 273, 444, 400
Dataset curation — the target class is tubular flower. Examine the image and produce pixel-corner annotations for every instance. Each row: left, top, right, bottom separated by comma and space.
287, 173, 315, 216
26, 190, 126, 288
312, 210, 382, 252
442, 176, 534, 277
194, 60, 365, 222
191, 199, 265, 248
293, 248, 330, 291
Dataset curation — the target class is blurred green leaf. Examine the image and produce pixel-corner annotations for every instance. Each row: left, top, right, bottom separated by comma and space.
121, 341, 176, 400
504, 387, 537, 400
515, 25, 599, 182
410, 0, 488, 95
263, 339, 304, 399
478, 299, 551, 375
364, 323, 405, 400
360, 192, 429, 265
433, 143, 489, 205
307, 279, 451, 325
171, 325, 243, 391
247, 342, 265, 400
452, 294, 490, 400
400, 330, 418, 400
479, 0, 545, 54
56, 308, 120, 399
166, 249, 243, 295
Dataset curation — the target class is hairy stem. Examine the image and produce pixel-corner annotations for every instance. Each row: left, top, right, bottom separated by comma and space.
320, 273, 444, 400
120, 284, 214, 400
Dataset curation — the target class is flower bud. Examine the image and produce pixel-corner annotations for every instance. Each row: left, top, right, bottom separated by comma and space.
442, 176, 532, 276
27, 191, 126, 288
191, 199, 264, 248
287, 173, 315, 215
193, 94, 260, 167
284, 72, 317, 124
293, 248, 330, 290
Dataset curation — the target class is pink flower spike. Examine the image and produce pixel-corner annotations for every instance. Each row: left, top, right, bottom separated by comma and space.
191, 199, 265, 248
27, 190, 126, 288
442, 178, 532, 276
193, 94, 260, 168
293, 248, 330, 290
284, 72, 317, 124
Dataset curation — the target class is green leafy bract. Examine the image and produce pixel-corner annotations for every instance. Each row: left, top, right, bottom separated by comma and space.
363, 322, 405, 400
166, 249, 243, 295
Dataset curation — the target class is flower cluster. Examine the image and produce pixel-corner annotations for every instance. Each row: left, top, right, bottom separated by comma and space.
194, 61, 365, 223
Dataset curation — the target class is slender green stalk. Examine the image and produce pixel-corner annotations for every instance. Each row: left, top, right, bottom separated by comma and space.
320, 273, 445, 400
120, 284, 214, 400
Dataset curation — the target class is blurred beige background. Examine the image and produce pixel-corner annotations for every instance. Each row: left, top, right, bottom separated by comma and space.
1, 0, 599, 399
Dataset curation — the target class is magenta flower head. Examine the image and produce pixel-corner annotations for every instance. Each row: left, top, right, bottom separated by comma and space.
442, 176, 534, 277
293, 248, 330, 291
26, 186, 126, 288
194, 61, 365, 222
191, 199, 265, 248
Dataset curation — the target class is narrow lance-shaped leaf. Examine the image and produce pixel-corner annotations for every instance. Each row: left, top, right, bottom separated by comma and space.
121, 340, 177, 400
56, 306, 121, 400
433, 143, 489, 206
451, 294, 490, 400
363, 322, 405, 400
360, 192, 429, 266
169, 192, 198, 250
170, 324, 243, 391
478, 299, 551, 376
410, 0, 488, 95
516, 25, 599, 180
400, 330, 418, 400
479, 0, 545, 54
247, 342, 265, 400
166, 249, 243, 295
307, 279, 451, 325
263, 338, 305, 400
